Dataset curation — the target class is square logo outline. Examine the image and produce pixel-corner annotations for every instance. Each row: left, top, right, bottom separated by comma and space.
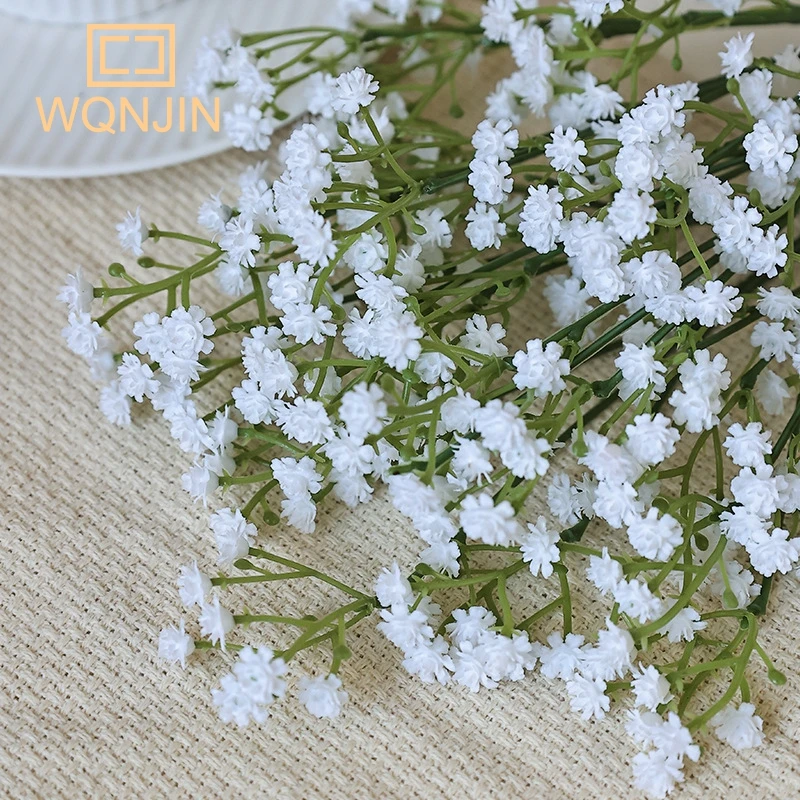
86, 23, 176, 88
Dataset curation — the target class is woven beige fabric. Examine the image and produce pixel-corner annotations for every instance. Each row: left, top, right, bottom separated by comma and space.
2, 53, 800, 800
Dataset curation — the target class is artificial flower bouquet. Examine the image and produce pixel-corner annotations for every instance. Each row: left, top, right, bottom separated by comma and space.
61, 0, 800, 795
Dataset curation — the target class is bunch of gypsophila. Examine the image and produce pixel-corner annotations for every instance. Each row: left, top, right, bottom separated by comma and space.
60, 0, 800, 795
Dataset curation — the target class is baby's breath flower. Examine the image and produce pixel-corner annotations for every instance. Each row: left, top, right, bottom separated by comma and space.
178, 561, 212, 608
512, 339, 570, 395
199, 596, 235, 650
299, 674, 348, 718
520, 517, 561, 578
331, 67, 378, 115
719, 32, 755, 78
116, 207, 148, 256
710, 703, 765, 750
158, 619, 194, 668
62, 12, 800, 794
212, 646, 286, 726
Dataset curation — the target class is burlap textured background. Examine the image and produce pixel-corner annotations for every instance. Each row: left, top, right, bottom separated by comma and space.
1, 42, 800, 800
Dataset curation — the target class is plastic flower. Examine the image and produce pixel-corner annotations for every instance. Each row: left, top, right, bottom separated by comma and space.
199, 597, 235, 650
158, 619, 195, 668
116, 207, 148, 256
710, 703, 765, 749
299, 674, 349, 718
60, 15, 800, 797
520, 516, 561, 578
331, 67, 378, 115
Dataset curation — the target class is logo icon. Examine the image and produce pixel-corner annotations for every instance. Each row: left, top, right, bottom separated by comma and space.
86, 23, 176, 88
36, 22, 218, 136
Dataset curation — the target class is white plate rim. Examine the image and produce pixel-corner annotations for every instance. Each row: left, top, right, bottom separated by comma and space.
0, 0, 327, 179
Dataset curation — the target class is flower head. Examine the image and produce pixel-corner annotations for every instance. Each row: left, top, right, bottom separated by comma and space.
299, 674, 348, 718
331, 67, 378, 115
158, 619, 194, 668
116, 207, 148, 256
710, 702, 764, 750
199, 596, 234, 650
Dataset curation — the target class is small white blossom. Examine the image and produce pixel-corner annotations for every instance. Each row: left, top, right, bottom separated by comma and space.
446, 606, 497, 648
402, 636, 455, 684
624, 413, 680, 466
755, 370, 791, 416
223, 103, 275, 151
613, 578, 663, 624
627, 509, 683, 561
520, 516, 561, 578
210, 507, 257, 566
744, 119, 798, 177
512, 339, 570, 396
378, 604, 434, 652
566, 674, 610, 720
587, 547, 623, 596
58, 267, 94, 314
615, 343, 666, 399
710, 703, 765, 750
519, 185, 563, 253
178, 561, 212, 608
465, 203, 507, 250
332, 67, 378, 115
158, 619, 194, 668
724, 422, 772, 468
375, 562, 414, 608
656, 603, 707, 643
719, 32, 754, 78
460, 492, 520, 546
632, 749, 685, 799
632, 664, 673, 711
212, 646, 286, 726
535, 631, 586, 680
299, 674, 348, 718
117, 353, 159, 402
545, 125, 587, 173
459, 315, 508, 358
468, 157, 513, 204
99, 381, 131, 426
199, 596, 235, 650
580, 619, 635, 681
746, 527, 800, 577
116, 207, 148, 256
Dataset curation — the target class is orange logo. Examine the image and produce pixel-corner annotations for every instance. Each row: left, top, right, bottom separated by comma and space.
36, 23, 219, 134
86, 23, 176, 88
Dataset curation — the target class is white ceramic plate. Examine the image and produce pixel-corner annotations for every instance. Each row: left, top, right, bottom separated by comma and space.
0, 0, 331, 177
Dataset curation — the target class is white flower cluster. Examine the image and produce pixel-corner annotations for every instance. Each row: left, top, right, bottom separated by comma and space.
212, 646, 287, 726
376, 555, 712, 797
189, 30, 278, 151
161, 561, 349, 722
466, 119, 517, 248
61, 5, 800, 797
376, 565, 537, 689
721, 423, 800, 577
